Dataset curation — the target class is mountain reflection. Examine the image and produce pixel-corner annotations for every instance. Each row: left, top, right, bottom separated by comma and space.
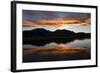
23, 39, 91, 62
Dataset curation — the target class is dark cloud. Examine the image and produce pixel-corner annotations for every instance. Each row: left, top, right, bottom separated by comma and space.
23, 10, 91, 20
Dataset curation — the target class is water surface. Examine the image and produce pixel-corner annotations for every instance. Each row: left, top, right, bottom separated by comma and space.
23, 39, 91, 63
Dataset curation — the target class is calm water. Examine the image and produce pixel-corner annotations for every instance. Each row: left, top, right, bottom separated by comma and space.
23, 39, 91, 63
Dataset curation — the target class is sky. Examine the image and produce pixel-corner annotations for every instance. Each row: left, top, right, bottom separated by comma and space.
22, 10, 91, 33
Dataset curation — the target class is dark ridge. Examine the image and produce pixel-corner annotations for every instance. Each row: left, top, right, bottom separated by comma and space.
23, 28, 91, 46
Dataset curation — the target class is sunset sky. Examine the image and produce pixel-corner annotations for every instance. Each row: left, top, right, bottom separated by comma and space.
22, 10, 91, 33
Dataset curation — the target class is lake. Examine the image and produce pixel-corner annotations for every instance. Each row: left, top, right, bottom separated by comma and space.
23, 39, 91, 63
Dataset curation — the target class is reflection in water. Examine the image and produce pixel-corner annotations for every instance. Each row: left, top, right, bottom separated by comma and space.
23, 39, 91, 62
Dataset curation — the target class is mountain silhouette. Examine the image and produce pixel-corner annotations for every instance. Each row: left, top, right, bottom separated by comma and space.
23, 28, 75, 36
23, 28, 91, 45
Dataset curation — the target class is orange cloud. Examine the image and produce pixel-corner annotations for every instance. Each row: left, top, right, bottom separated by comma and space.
23, 18, 91, 28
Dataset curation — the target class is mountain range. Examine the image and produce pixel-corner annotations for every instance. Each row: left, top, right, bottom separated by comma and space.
23, 28, 90, 45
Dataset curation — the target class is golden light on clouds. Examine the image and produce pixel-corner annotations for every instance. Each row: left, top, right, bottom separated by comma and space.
23, 18, 91, 28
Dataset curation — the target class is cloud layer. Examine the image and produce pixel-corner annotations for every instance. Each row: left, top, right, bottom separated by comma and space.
23, 18, 91, 28
22, 10, 91, 32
